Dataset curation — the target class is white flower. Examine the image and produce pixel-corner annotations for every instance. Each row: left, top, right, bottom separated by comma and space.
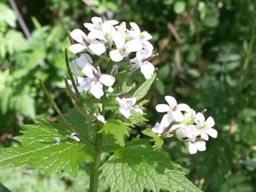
79, 63, 115, 99
67, 76, 86, 93
85, 17, 118, 45
195, 112, 217, 140
109, 27, 143, 62
152, 113, 174, 135
69, 29, 106, 55
84, 17, 118, 32
128, 22, 154, 55
70, 133, 80, 142
94, 113, 106, 123
116, 97, 143, 118
155, 96, 191, 122
130, 50, 155, 79
186, 139, 206, 154
128, 22, 152, 41
175, 125, 196, 140
70, 53, 92, 75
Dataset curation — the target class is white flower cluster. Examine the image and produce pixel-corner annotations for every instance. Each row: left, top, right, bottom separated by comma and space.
68, 17, 149, 120
152, 96, 218, 154
69, 17, 155, 80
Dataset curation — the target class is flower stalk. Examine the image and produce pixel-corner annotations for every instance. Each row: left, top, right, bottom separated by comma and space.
89, 125, 103, 192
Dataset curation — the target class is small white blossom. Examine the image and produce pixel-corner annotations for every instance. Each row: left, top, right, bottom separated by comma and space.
55, 137, 61, 145
109, 25, 143, 62
195, 112, 218, 140
79, 63, 115, 99
116, 97, 143, 118
69, 29, 106, 55
128, 22, 152, 41
70, 133, 80, 142
155, 96, 191, 122
186, 139, 206, 154
71, 53, 92, 75
94, 113, 106, 123
130, 50, 155, 79
152, 113, 174, 135
85, 17, 118, 45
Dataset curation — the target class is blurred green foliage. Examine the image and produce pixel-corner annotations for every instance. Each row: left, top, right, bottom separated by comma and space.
0, 0, 256, 191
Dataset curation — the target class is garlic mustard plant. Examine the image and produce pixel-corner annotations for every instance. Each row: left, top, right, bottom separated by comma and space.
0, 17, 218, 192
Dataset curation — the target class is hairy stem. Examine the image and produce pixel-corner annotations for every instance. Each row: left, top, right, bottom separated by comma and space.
89, 125, 102, 192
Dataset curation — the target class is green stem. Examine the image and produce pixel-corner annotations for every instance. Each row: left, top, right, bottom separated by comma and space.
89, 125, 103, 192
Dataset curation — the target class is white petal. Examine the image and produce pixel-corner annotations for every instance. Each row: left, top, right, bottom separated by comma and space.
172, 111, 184, 122
71, 54, 92, 74
106, 20, 119, 26
160, 113, 173, 127
155, 104, 170, 112
80, 77, 93, 92
99, 74, 116, 87
176, 103, 191, 112
120, 109, 131, 119
140, 61, 155, 79
152, 122, 165, 134
134, 106, 143, 115
83, 23, 95, 31
88, 41, 106, 55
195, 140, 206, 151
70, 133, 80, 142
205, 116, 215, 128
130, 22, 141, 33
206, 128, 218, 138
90, 82, 104, 99
125, 39, 143, 53
70, 29, 87, 43
112, 31, 125, 49
196, 112, 205, 124
143, 41, 154, 53
82, 63, 96, 78
201, 132, 209, 140
188, 142, 197, 154
109, 50, 123, 62
69, 44, 86, 54
91, 17, 102, 25
88, 30, 105, 40
176, 125, 195, 139
94, 113, 106, 123
125, 97, 136, 106
165, 96, 177, 110
141, 31, 152, 40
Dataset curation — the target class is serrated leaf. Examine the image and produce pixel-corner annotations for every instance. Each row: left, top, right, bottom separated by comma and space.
133, 73, 156, 101
0, 117, 93, 176
61, 108, 95, 143
100, 140, 201, 192
142, 129, 164, 149
101, 119, 129, 147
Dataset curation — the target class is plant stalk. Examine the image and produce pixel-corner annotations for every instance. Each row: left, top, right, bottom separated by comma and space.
89, 126, 102, 192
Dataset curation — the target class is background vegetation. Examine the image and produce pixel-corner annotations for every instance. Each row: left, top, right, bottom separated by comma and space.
0, 0, 256, 191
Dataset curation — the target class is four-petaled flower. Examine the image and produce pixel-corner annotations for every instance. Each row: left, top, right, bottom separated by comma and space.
116, 97, 143, 118
80, 63, 115, 99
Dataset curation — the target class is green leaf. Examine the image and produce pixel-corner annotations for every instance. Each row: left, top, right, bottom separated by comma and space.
0, 183, 11, 192
0, 118, 93, 176
101, 119, 129, 147
0, 3, 16, 27
100, 140, 201, 192
13, 95, 35, 119
173, 1, 186, 14
142, 129, 164, 149
133, 73, 156, 101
